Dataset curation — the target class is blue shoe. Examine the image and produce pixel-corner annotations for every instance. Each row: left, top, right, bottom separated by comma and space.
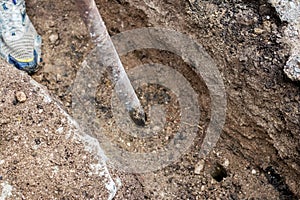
0, 0, 42, 73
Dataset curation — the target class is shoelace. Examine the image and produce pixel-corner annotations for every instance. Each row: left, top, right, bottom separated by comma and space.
1, 0, 25, 41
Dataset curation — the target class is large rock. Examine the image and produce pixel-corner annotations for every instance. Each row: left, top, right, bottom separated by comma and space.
269, 0, 300, 81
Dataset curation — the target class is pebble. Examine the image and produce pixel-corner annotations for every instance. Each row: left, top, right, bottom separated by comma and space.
254, 28, 264, 34
251, 169, 257, 175
223, 158, 230, 167
56, 127, 64, 134
49, 33, 59, 44
194, 159, 205, 174
15, 91, 27, 103
201, 185, 205, 191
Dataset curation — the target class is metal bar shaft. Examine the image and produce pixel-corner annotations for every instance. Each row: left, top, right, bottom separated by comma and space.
75, 0, 145, 126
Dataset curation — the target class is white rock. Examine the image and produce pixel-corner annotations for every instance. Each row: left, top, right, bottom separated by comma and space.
194, 159, 205, 174
49, 33, 59, 44
15, 91, 27, 103
223, 158, 230, 167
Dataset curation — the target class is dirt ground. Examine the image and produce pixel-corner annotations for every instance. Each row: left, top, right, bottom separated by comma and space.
0, 64, 118, 199
12, 0, 299, 199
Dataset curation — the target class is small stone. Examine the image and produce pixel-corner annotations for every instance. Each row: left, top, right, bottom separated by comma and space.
15, 91, 27, 103
49, 33, 59, 44
201, 185, 205, 191
251, 169, 257, 175
56, 74, 62, 82
56, 127, 64, 134
34, 74, 43, 82
194, 159, 205, 174
254, 28, 264, 34
223, 159, 230, 167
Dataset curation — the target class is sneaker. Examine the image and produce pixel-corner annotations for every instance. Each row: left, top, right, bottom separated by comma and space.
0, 0, 42, 73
